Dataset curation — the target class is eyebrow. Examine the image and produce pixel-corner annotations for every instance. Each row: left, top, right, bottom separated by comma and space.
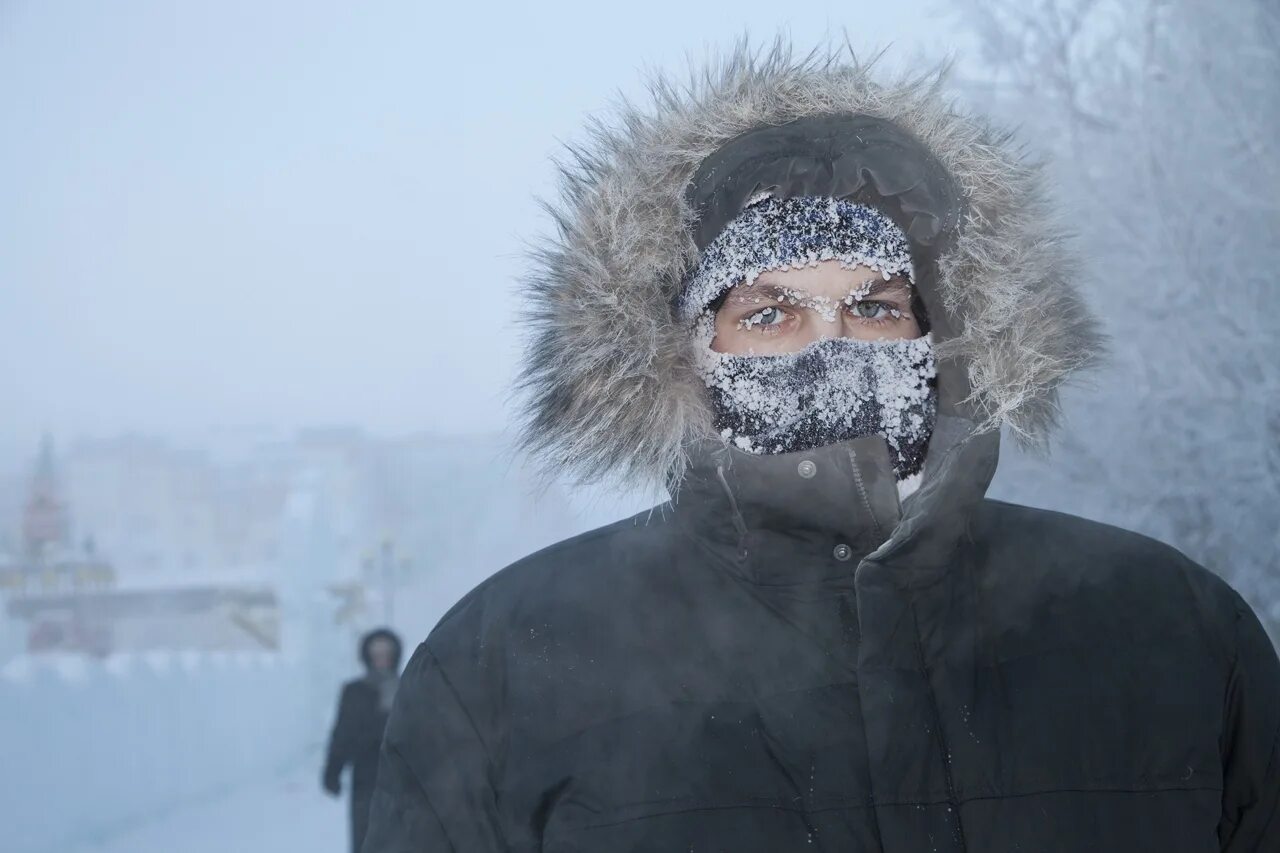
726, 276, 912, 304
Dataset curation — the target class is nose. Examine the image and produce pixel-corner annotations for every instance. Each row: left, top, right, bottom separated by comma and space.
797, 312, 845, 347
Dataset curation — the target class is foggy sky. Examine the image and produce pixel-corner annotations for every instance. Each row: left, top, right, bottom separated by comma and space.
0, 0, 965, 460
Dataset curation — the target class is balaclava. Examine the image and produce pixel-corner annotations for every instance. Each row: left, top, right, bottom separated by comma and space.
680, 194, 938, 497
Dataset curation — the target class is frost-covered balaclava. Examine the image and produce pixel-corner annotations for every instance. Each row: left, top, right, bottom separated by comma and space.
681, 195, 938, 493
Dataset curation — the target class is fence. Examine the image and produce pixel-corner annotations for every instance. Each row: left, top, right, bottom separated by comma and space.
0, 648, 335, 853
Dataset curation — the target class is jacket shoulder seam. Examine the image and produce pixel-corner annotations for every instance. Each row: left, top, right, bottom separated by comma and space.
422, 645, 500, 772
384, 739, 460, 853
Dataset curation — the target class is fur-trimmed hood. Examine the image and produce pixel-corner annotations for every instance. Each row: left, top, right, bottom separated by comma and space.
518, 40, 1105, 491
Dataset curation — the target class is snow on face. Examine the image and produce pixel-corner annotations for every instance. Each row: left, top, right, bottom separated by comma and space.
732, 280, 907, 329
678, 195, 915, 324
685, 195, 937, 477
697, 333, 938, 477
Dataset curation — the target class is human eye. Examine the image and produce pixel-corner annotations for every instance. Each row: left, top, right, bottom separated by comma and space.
739, 305, 790, 332
848, 299, 905, 325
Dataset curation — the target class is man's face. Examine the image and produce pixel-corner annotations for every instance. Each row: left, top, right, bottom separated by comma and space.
709, 260, 922, 355
368, 638, 396, 672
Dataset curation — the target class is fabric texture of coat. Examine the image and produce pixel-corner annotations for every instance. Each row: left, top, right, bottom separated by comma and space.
361, 43, 1280, 852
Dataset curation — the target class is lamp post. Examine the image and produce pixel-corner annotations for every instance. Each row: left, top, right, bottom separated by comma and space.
362, 538, 410, 629
379, 538, 394, 626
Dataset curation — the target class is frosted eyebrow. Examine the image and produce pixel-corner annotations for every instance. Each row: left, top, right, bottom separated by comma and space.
844, 279, 912, 300
726, 277, 912, 304
722, 282, 792, 304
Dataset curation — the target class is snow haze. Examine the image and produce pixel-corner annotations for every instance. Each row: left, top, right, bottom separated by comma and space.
2, 1, 1276, 852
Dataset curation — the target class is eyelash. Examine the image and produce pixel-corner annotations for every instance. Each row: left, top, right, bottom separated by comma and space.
848, 300, 902, 324
739, 300, 905, 332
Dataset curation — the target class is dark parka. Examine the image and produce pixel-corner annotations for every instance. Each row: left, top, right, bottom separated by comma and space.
326, 628, 402, 853
362, 46, 1280, 852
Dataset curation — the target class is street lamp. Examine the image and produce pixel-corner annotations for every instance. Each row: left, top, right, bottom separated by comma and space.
379, 539, 394, 625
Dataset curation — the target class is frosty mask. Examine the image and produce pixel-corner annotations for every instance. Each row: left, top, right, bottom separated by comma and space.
699, 335, 938, 484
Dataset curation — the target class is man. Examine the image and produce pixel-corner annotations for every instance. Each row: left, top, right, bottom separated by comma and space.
324, 627, 401, 853
363, 44, 1280, 851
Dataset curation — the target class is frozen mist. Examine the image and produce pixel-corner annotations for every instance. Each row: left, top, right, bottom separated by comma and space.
1, 0, 1276, 850
957, 0, 1280, 642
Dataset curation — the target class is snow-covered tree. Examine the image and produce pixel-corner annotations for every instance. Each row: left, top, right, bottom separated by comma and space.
958, 0, 1280, 639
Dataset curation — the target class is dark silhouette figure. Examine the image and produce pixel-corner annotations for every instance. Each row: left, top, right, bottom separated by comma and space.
323, 627, 401, 853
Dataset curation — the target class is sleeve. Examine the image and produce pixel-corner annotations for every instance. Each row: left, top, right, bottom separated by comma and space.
323, 683, 357, 792
360, 643, 508, 853
1218, 591, 1280, 851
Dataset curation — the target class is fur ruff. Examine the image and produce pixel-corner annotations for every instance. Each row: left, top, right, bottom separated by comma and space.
517, 38, 1106, 490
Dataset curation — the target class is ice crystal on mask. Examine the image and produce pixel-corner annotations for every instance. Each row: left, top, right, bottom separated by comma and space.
698, 334, 938, 479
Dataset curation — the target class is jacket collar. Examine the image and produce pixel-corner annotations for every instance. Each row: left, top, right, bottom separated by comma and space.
673, 415, 1000, 587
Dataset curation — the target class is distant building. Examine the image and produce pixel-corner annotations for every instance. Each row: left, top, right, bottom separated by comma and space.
0, 434, 116, 600
1, 437, 278, 656
0, 426, 610, 656
0, 436, 117, 655
22, 433, 71, 559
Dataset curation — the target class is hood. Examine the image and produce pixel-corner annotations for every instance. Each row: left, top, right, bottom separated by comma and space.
518, 39, 1106, 491
359, 627, 402, 673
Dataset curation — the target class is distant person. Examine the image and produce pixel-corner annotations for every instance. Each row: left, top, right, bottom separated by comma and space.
363, 41, 1280, 852
323, 627, 401, 853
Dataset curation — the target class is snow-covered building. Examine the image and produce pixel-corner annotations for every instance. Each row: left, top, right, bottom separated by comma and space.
1, 434, 112, 584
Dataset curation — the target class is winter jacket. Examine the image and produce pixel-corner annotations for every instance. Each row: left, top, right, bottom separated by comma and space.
362, 44, 1280, 852
326, 628, 402, 853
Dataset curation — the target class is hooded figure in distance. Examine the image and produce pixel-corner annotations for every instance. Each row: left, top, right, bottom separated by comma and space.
324, 627, 401, 853
362, 43, 1280, 852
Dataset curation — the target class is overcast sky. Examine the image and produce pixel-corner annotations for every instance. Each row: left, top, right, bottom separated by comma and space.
0, 0, 968, 459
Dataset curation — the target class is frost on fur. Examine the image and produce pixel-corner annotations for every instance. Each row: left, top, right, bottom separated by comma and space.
516, 38, 1106, 490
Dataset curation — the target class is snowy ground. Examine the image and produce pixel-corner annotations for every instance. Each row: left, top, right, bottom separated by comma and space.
66, 752, 347, 853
